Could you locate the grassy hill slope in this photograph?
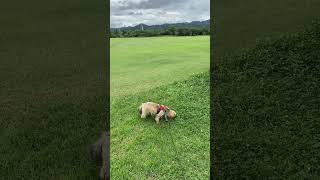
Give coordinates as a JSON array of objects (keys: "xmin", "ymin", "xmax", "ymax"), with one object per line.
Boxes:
[
  {"xmin": 212, "ymin": 21, "xmax": 320, "ymax": 179},
  {"xmin": 111, "ymin": 73, "xmax": 210, "ymax": 179}
]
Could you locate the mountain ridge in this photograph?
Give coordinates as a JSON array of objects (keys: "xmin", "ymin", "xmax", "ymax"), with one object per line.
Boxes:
[{"xmin": 111, "ymin": 19, "xmax": 210, "ymax": 31}]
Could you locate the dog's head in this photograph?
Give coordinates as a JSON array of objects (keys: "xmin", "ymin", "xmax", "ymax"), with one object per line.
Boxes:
[{"xmin": 167, "ymin": 110, "xmax": 177, "ymax": 119}]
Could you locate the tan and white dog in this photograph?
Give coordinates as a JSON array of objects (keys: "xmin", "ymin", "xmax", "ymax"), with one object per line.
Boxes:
[{"xmin": 138, "ymin": 102, "xmax": 176, "ymax": 124}]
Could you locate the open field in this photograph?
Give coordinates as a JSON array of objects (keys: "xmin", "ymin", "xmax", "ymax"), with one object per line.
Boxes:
[{"xmin": 111, "ymin": 36, "xmax": 210, "ymax": 97}]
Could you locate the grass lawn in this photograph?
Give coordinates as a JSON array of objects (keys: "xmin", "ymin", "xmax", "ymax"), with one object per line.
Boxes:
[
  {"xmin": 110, "ymin": 36, "xmax": 210, "ymax": 179},
  {"xmin": 111, "ymin": 73, "xmax": 210, "ymax": 179},
  {"xmin": 111, "ymin": 36, "xmax": 210, "ymax": 97}
]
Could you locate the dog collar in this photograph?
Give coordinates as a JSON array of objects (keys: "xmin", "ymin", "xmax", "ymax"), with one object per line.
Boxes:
[{"xmin": 156, "ymin": 105, "xmax": 170, "ymax": 121}]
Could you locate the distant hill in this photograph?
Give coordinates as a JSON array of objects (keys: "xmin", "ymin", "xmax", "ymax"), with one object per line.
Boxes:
[{"xmin": 111, "ymin": 19, "xmax": 210, "ymax": 32}]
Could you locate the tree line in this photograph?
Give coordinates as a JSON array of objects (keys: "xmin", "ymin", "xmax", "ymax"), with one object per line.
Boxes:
[{"xmin": 110, "ymin": 27, "xmax": 210, "ymax": 38}]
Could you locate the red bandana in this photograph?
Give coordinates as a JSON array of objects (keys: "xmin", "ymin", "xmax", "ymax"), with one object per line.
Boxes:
[{"xmin": 159, "ymin": 105, "xmax": 168, "ymax": 111}]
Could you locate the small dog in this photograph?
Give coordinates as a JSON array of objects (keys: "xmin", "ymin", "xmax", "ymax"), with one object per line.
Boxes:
[
  {"xmin": 89, "ymin": 131, "xmax": 109, "ymax": 180},
  {"xmin": 138, "ymin": 102, "xmax": 176, "ymax": 124}
]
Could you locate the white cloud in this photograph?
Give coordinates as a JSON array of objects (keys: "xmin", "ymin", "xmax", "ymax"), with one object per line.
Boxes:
[{"xmin": 110, "ymin": 0, "xmax": 210, "ymax": 28}]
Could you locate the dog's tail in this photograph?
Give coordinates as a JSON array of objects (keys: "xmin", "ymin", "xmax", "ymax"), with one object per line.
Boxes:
[{"xmin": 138, "ymin": 105, "xmax": 142, "ymax": 115}]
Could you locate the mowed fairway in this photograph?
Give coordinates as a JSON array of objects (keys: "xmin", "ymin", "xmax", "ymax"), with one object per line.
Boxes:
[
  {"xmin": 111, "ymin": 36, "xmax": 209, "ymax": 97},
  {"xmin": 110, "ymin": 36, "xmax": 210, "ymax": 179}
]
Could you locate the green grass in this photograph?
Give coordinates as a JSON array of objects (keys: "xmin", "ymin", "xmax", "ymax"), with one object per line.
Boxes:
[
  {"xmin": 212, "ymin": 21, "xmax": 320, "ymax": 179},
  {"xmin": 0, "ymin": 0, "xmax": 107, "ymax": 179},
  {"xmin": 111, "ymin": 36, "xmax": 210, "ymax": 97},
  {"xmin": 110, "ymin": 36, "xmax": 210, "ymax": 179},
  {"xmin": 111, "ymin": 73, "xmax": 210, "ymax": 179}
]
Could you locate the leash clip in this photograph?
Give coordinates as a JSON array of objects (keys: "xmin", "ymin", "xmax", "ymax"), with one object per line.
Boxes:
[{"xmin": 164, "ymin": 109, "xmax": 169, "ymax": 122}]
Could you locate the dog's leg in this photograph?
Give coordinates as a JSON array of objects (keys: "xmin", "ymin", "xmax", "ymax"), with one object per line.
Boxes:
[
  {"xmin": 140, "ymin": 106, "xmax": 147, "ymax": 119},
  {"xmin": 155, "ymin": 110, "xmax": 164, "ymax": 124},
  {"xmin": 141, "ymin": 112, "xmax": 147, "ymax": 119}
]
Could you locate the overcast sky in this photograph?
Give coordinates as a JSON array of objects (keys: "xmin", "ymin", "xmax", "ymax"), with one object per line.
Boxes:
[{"xmin": 110, "ymin": 0, "xmax": 210, "ymax": 28}]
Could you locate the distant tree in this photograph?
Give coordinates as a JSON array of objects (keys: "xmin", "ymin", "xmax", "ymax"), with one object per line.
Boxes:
[
  {"xmin": 168, "ymin": 26, "xmax": 176, "ymax": 35},
  {"xmin": 109, "ymin": 26, "xmax": 210, "ymax": 38}
]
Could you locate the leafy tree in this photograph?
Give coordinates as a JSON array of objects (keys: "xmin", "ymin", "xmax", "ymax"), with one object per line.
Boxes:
[{"xmin": 110, "ymin": 26, "xmax": 210, "ymax": 38}]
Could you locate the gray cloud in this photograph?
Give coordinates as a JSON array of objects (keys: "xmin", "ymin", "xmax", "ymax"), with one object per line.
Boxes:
[
  {"xmin": 111, "ymin": 0, "xmax": 210, "ymax": 28},
  {"xmin": 128, "ymin": 11, "xmax": 143, "ymax": 15},
  {"xmin": 115, "ymin": 0, "xmax": 184, "ymax": 10}
]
